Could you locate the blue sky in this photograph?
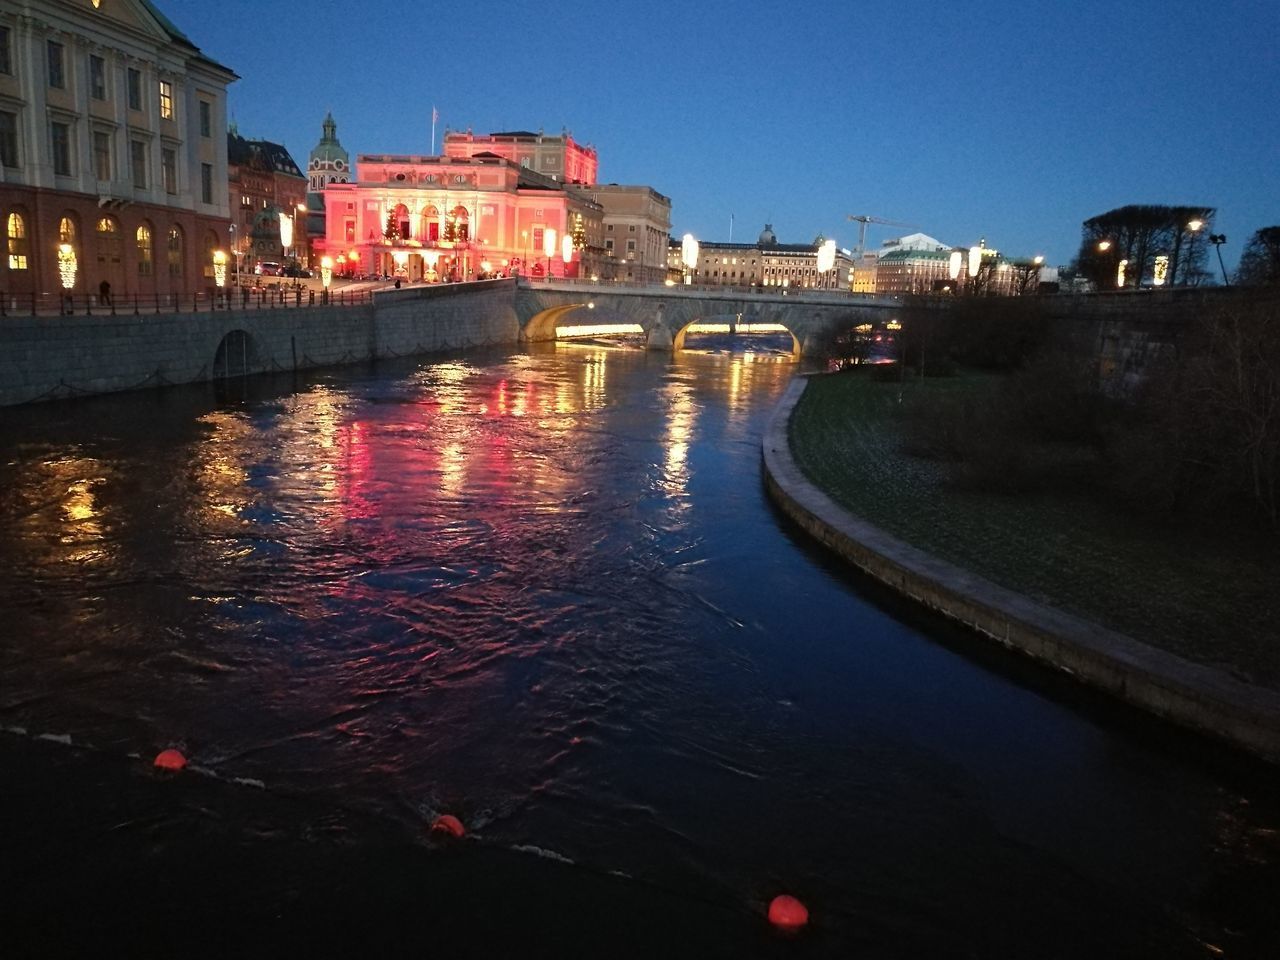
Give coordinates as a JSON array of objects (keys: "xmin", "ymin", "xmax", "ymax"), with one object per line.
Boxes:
[{"xmin": 165, "ymin": 0, "xmax": 1279, "ymax": 269}]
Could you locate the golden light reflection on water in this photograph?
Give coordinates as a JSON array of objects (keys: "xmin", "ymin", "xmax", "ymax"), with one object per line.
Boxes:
[{"xmin": 663, "ymin": 381, "xmax": 698, "ymax": 490}]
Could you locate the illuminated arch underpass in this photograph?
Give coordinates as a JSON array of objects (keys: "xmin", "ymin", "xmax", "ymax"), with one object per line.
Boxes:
[
  {"xmin": 672, "ymin": 314, "xmax": 801, "ymax": 357},
  {"xmin": 522, "ymin": 303, "xmax": 645, "ymax": 344}
]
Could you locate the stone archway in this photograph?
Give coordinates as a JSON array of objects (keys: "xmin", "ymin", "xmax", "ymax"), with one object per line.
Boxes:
[
  {"xmin": 671, "ymin": 311, "xmax": 801, "ymax": 357},
  {"xmin": 212, "ymin": 329, "xmax": 257, "ymax": 378}
]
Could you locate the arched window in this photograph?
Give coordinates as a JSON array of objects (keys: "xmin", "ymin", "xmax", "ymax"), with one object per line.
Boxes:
[
  {"xmin": 167, "ymin": 225, "xmax": 183, "ymax": 277},
  {"xmin": 96, "ymin": 216, "xmax": 120, "ymax": 264},
  {"xmin": 136, "ymin": 223, "xmax": 153, "ymax": 276},
  {"xmin": 59, "ymin": 216, "xmax": 77, "ymax": 244},
  {"xmin": 393, "ymin": 203, "xmax": 410, "ymax": 241},
  {"xmin": 444, "ymin": 205, "xmax": 469, "ymax": 243},
  {"xmin": 7, "ymin": 212, "xmax": 28, "ymax": 270},
  {"xmin": 421, "ymin": 204, "xmax": 440, "ymax": 243}
]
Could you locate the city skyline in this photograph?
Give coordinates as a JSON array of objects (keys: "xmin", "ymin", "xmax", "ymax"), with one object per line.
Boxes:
[{"xmin": 166, "ymin": 0, "xmax": 1278, "ymax": 270}]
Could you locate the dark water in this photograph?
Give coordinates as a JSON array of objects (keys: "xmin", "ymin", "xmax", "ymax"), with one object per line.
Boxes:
[{"xmin": 2, "ymin": 337, "xmax": 1279, "ymax": 956}]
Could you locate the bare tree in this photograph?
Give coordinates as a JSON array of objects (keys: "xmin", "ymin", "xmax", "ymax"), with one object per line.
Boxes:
[
  {"xmin": 1077, "ymin": 205, "xmax": 1215, "ymax": 289},
  {"xmin": 1236, "ymin": 226, "xmax": 1280, "ymax": 287}
]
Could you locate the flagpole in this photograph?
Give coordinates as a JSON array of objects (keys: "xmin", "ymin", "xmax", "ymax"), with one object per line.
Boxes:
[{"xmin": 431, "ymin": 107, "xmax": 437, "ymax": 155}]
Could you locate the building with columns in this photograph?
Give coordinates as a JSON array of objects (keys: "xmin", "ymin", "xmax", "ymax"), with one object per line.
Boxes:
[
  {"xmin": 668, "ymin": 224, "xmax": 854, "ymax": 290},
  {"xmin": 321, "ymin": 150, "xmax": 604, "ymax": 283},
  {"xmin": 0, "ymin": 0, "xmax": 235, "ymax": 302}
]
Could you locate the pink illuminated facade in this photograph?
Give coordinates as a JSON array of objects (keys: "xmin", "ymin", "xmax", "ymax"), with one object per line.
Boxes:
[
  {"xmin": 321, "ymin": 151, "xmax": 603, "ymax": 282},
  {"xmin": 443, "ymin": 129, "xmax": 598, "ymax": 186}
]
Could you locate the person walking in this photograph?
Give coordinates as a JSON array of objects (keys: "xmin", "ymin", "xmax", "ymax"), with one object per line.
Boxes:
[{"xmin": 99, "ymin": 279, "xmax": 111, "ymax": 306}]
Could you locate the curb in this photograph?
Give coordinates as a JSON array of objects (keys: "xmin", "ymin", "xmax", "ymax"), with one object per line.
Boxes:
[{"xmin": 763, "ymin": 377, "xmax": 1280, "ymax": 765}]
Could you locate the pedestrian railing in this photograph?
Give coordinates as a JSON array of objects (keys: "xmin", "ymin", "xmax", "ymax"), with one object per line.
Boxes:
[{"xmin": 0, "ymin": 286, "xmax": 374, "ymax": 318}]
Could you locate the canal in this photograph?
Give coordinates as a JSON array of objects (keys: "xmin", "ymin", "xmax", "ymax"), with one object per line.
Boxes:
[{"xmin": 1, "ymin": 339, "xmax": 1277, "ymax": 957}]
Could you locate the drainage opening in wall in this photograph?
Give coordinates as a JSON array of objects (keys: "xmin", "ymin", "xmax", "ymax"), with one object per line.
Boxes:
[{"xmin": 213, "ymin": 330, "xmax": 257, "ymax": 378}]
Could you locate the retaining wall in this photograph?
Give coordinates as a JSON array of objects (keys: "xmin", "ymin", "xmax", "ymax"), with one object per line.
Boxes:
[
  {"xmin": 763, "ymin": 377, "xmax": 1280, "ymax": 765},
  {"xmin": 0, "ymin": 279, "xmax": 520, "ymax": 406}
]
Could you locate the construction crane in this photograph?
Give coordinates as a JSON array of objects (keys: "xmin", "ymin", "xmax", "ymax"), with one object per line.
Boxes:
[{"xmin": 847, "ymin": 215, "xmax": 916, "ymax": 256}]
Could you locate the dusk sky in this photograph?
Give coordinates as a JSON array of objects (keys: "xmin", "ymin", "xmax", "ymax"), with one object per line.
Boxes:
[{"xmin": 165, "ymin": 0, "xmax": 1279, "ymax": 269}]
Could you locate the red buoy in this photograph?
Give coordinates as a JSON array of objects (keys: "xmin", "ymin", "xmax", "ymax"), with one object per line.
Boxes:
[
  {"xmin": 767, "ymin": 894, "xmax": 809, "ymax": 932},
  {"xmin": 431, "ymin": 814, "xmax": 466, "ymax": 838},
  {"xmin": 153, "ymin": 748, "xmax": 187, "ymax": 772}
]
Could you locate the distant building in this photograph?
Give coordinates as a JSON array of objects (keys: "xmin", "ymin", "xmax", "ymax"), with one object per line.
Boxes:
[
  {"xmin": 302, "ymin": 113, "xmax": 350, "ymax": 270},
  {"xmin": 874, "ymin": 248, "xmax": 953, "ymax": 294},
  {"xmin": 667, "ymin": 224, "xmax": 853, "ymax": 290},
  {"xmin": 0, "ymin": 0, "xmax": 236, "ymax": 300},
  {"xmin": 575, "ymin": 184, "xmax": 671, "ymax": 283},
  {"xmin": 226, "ymin": 127, "xmax": 306, "ymax": 273}
]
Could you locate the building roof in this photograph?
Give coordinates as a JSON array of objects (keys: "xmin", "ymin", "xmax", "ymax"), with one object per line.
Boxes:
[
  {"xmin": 228, "ymin": 132, "xmax": 304, "ymax": 178},
  {"xmin": 139, "ymin": 0, "xmax": 237, "ymax": 77},
  {"xmin": 877, "ymin": 248, "xmax": 951, "ymax": 262},
  {"xmin": 309, "ymin": 112, "xmax": 348, "ymax": 166}
]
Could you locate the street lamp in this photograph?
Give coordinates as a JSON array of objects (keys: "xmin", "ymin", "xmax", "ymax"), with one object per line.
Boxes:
[
  {"xmin": 561, "ymin": 232, "xmax": 574, "ymax": 278},
  {"xmin": 681, "ymin": 232, "xmax": 698, "ymax": 284},
  {"xmin": 320, "ymin": 255, "xmax": 333, "ymax": 301},
  {"xmin": 1209, "ymin": 234, "xmax": 1230, "ymax": 285},
  {"xmin": 816, "ymin": 238, "xmax": 836, "ymax": 288},
  {"xmin": 295, "ymin": 202, "xmax": 308, "ymax": 268},
  {"xmin": 543, "ymin": 227, "xmax": 557, "ymax": 280},
  {"xmin": 57, "ymin": 242, "xmax": 77, "ymax": 313}
]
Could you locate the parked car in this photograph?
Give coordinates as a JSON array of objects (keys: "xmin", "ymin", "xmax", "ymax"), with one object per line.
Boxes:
[{"xmin": 255, "ymin": 261, "xmax": 283, "ymax": 276}]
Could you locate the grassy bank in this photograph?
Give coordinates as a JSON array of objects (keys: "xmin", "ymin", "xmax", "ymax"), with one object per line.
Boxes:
[{"xmin": 789, "ymin": 370, "xmax": 1280, "ymax": 690}]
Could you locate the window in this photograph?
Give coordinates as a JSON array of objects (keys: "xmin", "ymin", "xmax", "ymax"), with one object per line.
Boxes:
[
  {"xmin": 47, "ymin": 41, "xmax": 64, "ymax": 88},
  {"xmin": 167, "ymin": 226, "xmax": 183, "ymax": 277},
  {"xmin": 127, "ymin": 68, "xmax": 141, "ymax": 110},
  {"xmin": 606, "ymin": 224, "xmax": 613, "ymax": 232},
  {"xmin": 130, "ymin": 140, "xmax": 146, "ymax": 188},
  {"xmin": 93, "ymin": 131, "xmax": 111, "ymax": 181},
  {"xmin": 7, "ymin": 212, "xmax": 28, "ymax": 270},
  {"xmin": 90, "ymin": 55, "xmax": 106, "ymax": 100},
  {"xmin": 199, "ymin": 100, "xmax": 211, "ymax": 138},
  {"xmin": 136, "ymin": 224, "xmax": 153, "ymax": 276},
  {"xmin": 344, "ymin": 219, "xmax": 355, "ymax": 243},
  {"xmin": 96, "ymin": 216, "xmax": 121, "ymax": 264},
  {"xmin": 161, "ymin": 147, "xmax": 176, "ymax": 194},
  {"xmin": 158, "ymin": 81, "xmax": 173, "ymax": 120},
  {"xmin": 605, "ymin": 239, "xmax": 613, "ymax": 252},
  {"xmin": 200, "ymin": 163, "xmax": 212, "ymax": 204},
  {"xmin": 51, "ymin": 122, "xmax": 71, "ymax": 176},
  {"xmin": 59, "ymin": 216, "xmax": 76, "ymax": 245},
  {"xmin": 0, "ymin": 26, "xmax": 11, "ymax": 75},
  {"xmin": 626, "ymin": 239, "xmax": 636, "ymax": 253},
  {"xmin": 0, "ymin": 111, "xmax": 17, "ymax": 168},
  {"xmin": 628, "ymin": 225, "xmax": 636, "ymax": 232}
]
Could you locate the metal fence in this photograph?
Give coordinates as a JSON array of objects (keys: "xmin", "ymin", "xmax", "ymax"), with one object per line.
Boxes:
[{"xmin": 0, "ymin": 285, "xmax": 374, "ymax": 318}]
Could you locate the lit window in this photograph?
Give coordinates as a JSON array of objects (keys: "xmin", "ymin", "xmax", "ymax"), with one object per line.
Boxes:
[
  {"xmin": 137, "ymin": 224, "xmax": 153, "ymax": 276},
  {"xmin": 168, "ymin": 225, "xmax": 183, "ymax": 277},
  {"xmin": 159, "ymin": 81, "xmax": 173, "ymax": 120},
  {"xmin": 7, "ymin": 212, "xmax": 28, "ymax": 269},
  {"xmin": 97, "ymin": 216, "xmax": 121, "ymax": 264},
  {"xmin": 59, "ymin": 216, "xmax": 75, "ymax": 244}
]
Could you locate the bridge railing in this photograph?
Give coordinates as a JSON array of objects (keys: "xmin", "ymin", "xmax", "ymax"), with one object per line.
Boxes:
[
  {"xmin": 0, "ymin": 285, "xmax": 374, "ymax": 318},
  {"xmin": 516, "ymin": 275, "xmax": 904, "ymax": 304}
]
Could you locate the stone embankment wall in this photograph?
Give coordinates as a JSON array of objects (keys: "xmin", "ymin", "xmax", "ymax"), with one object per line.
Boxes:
[{"xmin": 0, "ymin": 279, "xmax": 520, "ymax": 407}]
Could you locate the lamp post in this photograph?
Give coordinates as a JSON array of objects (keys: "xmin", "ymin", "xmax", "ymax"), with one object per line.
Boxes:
[
  {"xmin": 320, "ymin": 255, "xmax": 333, "ymax": 302},
  {"xmin": 681, "ymin": 233, "xmax": 698, "ymax": 285},
  {"xmin": 543, "ymin": 227, "xmax": 557, "ymax": 280},
  {"xmin": 816, "ymin": 238, "xmax": 836, "ymax": 289},
  {"xmin": 57, "ymin": 242, "xmax": 77, "ymax": 314},
  {"xmin": 295, "ymin": 202, "xmax": 308, "ymax": 270},
  {"xmin": 1209, "ymin": 233, "xmax": 1230, "ymax": 285},
  {"xmin": 213, "ymin": 249, "xmax": 227, "ymax": 306},
  {"xmin": 561, "ymin": 232, "xmax": 574, "ymax": 279}
]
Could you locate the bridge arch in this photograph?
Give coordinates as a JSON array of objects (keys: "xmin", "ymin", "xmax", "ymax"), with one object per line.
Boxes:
[
  {"xmin": 671, "ymin": 309, "xmax": 801, "ymax": 357},
  {"xmin": 522, "ymin": 302, "xmax": 649, "ymax": 344}
]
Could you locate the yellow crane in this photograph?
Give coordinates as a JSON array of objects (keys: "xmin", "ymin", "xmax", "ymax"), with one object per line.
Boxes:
[{"xmin": 847, "ymin": 215, "xmax": 916, "ymax": 256}]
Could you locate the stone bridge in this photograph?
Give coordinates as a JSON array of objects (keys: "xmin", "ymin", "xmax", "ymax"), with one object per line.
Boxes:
[{"xmin": 514, "ymin": 280, "xmax": 906, "ymax": 356}]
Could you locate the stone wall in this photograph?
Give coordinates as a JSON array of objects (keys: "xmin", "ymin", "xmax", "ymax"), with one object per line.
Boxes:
[{"xmin": 0, "ymin": 279, "xmax": 520, "ymax": 406}]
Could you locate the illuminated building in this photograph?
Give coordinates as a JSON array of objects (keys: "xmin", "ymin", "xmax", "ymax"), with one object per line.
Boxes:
[
  {"xmin": 0, "ymin": 0, "xmax": 235, "ymax": 300},
  {"xmin": 444, "ymin": 128, "xmax": 598, "ymax": 185},
  {"xmin": 322, "ymin": 151, "xmax": 603, "ymax": 282},
  {"xmin": 666, "ymin": 224, "xmax": 854, "ymax": 290}
]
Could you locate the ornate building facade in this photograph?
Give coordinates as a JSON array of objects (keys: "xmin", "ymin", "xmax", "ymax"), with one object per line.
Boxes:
[
  {"xmin": 0, "ymin": 0, "xmax": 235, "ymax": 301},
  {"xmin": 226, "ymin": 126, "xmax": 306, "ymax": 275}
]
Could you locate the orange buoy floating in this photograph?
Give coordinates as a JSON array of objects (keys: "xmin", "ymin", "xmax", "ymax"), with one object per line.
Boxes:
[
  {"xmin": 767, "ymin": 894, "xmax": 809, "ymax": 932},
  {"xmin": 153, "ymin": 748, "xmax": 188, "ymax": 772},
  {"xmin": 430, "ymin": 814, "xmax": 466, "ymax": 838}
]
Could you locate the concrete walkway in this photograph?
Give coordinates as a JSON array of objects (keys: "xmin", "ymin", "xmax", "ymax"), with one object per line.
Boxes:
[{"xmin": 763, "ymin": 377, "xmax": 1280, "ymax": 765}]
